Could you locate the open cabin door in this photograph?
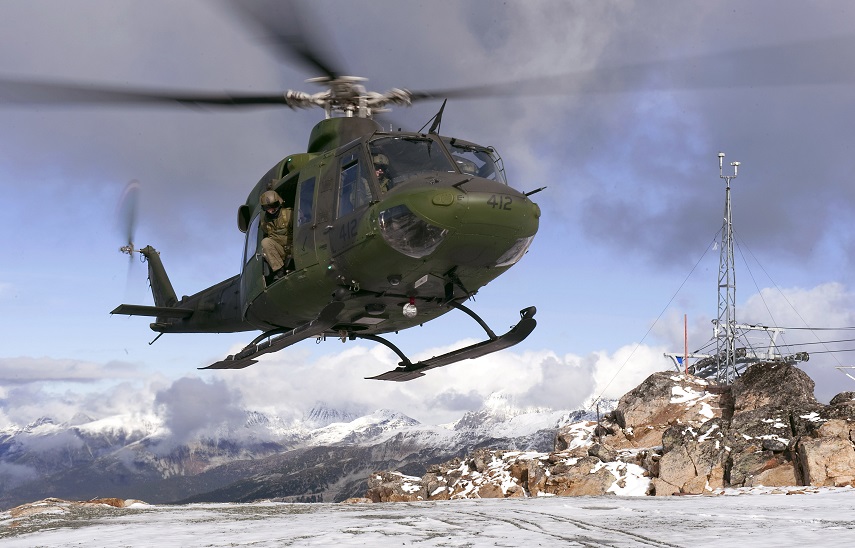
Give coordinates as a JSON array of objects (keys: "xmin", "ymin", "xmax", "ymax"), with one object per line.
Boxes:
[
  {"xmin": 292, "ymin": 176, "xmax": 318, "ymax": 270},
  {"xmin": 240, "ymin": 212, "xmax": 265, "ymax": 316}
]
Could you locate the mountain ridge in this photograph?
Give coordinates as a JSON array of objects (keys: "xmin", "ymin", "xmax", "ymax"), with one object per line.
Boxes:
[{"xmin": 0, "ymin": 393, "xmax": 608, "ymax": 509}]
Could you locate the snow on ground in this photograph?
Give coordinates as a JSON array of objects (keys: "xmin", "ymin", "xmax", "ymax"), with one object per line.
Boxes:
[{"xmin": 2, "ymin": 488, "xmax": 854, "ymax": 547}]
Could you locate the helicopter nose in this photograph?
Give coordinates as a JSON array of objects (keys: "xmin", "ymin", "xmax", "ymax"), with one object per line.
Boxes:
[
  {"xmin": 445, "ymin": 186, "xmax": 540, "ymax": 267},
  {"xmin": 377, "ymin": 181, "xmax": 540, "ymax": 268},
  {"xmin": 383, "ymin": 182, "xmax": 538, "ymax": 268}
]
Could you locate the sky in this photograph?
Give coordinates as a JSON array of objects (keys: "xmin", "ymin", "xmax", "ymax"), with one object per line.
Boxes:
[
  {"xmin": 3, "ymin": 488, "xmax": 855, "ymax": 547},
  {"xmin": 2, "ymin": 0, "xmax": 855, "ymax": 429}
]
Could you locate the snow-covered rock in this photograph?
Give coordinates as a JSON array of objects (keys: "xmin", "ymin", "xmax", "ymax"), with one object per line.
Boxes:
[{"xmin": 369, "ymin": 362, "xmax": 855, "ymax": 501}]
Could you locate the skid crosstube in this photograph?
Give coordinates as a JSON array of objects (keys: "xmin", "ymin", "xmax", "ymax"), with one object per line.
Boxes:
[
  {"xmin": 200, "ymin": 301, "xmax": 345, "ymax": 370},
  {"xmin": 366, "ymin": 306, "xmax": 537, "ymax": 382}
]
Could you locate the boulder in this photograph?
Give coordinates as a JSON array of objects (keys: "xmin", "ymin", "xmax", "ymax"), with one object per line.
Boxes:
[
  {"xmin": 731, "ymin": 362, "xmax": 816, "ymax": 413},
  {"xmin": 609, "ymin": 372, "xmax": 725, "ymax": 448},
  {"xmin": 554, "ymin": 421, "xmax": 599, "ymax": 455},
  {"xmin": 654, "ymin": 419, "xmax": 727, "ymax": 495},
  {"xmin": 587, "ymin": 443, "xmax": 617, "ymax": 463},
  {"xmin": 829, "ymin": 392, "xmax": 855, "ymax": 406},
  {"xmin": 542, "ymin": 456, "xmax": 617, "ymax": 497},
  {"xmin": 340, "ymin": 497, "xmax": 373, "ymax": 504},
  {"xmin": 798, "ymin": 437, "xmax": 855, "ymax": 487},
  {"xmin": 366, "ymin": 471, "xmax": 424, "ymax": 503}
]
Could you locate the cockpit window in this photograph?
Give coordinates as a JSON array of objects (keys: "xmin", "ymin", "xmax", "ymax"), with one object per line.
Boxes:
[
  {"xmin": 442, "ymin": 137, "xmax": 507, "ymax": 184},
  {"xmin": 369, "ymin": 137, "xmax": 455, "ymax": 192}
]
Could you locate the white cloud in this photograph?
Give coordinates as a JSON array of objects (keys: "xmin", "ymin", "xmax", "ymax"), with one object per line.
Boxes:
[
  {"xmin": 741, "ymin": 282, "xmax": 855, "ymax": 328},
  {"xmin": 0, "ymin": 461, "xmax": 38, "ymax": 489},
  {"xmin": 0, "ymin": 356, "xmax": 144, "ymax": 384},
  {"xmin": 0, "ymin": 343, "xmax": 609, "ymax": 428},
  {"xmin": 590, "ymin": 343, "xmax": 670, "ymax": 401},
  {"xmin": 151, "ymin": 376, "xmax": 246, "ymax": 453}
]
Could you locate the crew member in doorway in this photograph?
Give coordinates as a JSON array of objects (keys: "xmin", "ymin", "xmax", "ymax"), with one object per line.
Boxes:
[{"xmin": 260, "ymin": 189, "xmax": 293, "ymax": 282}]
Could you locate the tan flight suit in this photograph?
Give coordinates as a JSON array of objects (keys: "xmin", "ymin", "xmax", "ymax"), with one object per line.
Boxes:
[{"xmin": 261, "ymin": 207, "xmax": 293, "ymax": 272}]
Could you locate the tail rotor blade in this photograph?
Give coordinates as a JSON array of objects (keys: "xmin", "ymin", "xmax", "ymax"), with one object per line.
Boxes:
[{"xmin": 116, "ymin": 179, "xmax": 140, "ymax": 257}]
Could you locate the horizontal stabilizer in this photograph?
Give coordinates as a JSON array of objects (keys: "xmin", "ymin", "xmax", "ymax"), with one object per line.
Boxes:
[
  {"xmin": 111, "ymin": 304, "xmax": 194, "ymax": 319},
  {"xmin": 367, "ymin": 307, "xmax": 537, "ymax": 382}
]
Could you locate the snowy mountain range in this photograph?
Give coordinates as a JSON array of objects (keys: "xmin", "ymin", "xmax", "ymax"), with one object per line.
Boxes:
[{"xmin": 0, "ymin": 393, "xmax": 610, "ymax": 509}]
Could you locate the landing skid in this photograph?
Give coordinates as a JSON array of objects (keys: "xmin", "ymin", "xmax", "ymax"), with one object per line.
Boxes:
[
  {"xmin": 200, "ymin": 301, "xmax": 345, "ymax": 370},
  {"xmin": 199, "ymin": 301, "xmax": 536, "ymax": 380},
  {"xmin": 365, "ymin": 305, "xmax": 537, "ymax": 382}
]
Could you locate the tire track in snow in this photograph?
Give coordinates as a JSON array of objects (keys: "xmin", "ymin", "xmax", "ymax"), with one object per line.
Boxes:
[{"xmin": 460, "ymin": 508, "xmax": 683, "ymax": 547}]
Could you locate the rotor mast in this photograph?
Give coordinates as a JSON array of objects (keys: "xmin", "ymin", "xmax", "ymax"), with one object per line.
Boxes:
[{"xmin": 714, "ymin": 152, "xmax": 739, "ymax": 383}]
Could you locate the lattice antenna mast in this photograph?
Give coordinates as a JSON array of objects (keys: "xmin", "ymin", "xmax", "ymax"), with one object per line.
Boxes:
[{"xmin": 714, "ymin": 152, "xmax": 740, "ymax": 383}]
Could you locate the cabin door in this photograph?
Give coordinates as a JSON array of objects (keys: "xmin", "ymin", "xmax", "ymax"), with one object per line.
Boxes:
[
  {"xmin": 292, "ymin": 176, "xmax": 318, "ymax": 270},
  {"xmin": 239, "ymin": 212, "xmax": 265, "ymax": 315}
]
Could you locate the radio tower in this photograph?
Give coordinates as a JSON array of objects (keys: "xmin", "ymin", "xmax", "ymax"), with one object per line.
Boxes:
[
  {"xmin": 664, "ymin": 153, "xmax": 809, "ymax": 379},
  {"xmin": 714, "ymin": 152, "xmax": 739, "ymax": 383}
]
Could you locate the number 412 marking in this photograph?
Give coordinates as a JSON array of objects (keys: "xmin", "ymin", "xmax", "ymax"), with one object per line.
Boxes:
[{"xmin": 487, "ymin": 194, "xmax": 513, "ymax": 210}]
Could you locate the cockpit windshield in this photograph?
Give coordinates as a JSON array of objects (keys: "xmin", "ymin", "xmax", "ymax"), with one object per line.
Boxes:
[
  {"xmin": 442, "ymin": 137, "xmax": 507, "ymax": 184},
  {"xmin": 369, "ymin": 136, "xmax": 455, "ymax": 192}
]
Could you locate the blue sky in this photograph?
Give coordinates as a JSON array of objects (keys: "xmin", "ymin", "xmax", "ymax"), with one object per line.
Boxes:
[{"xmin": 2, "ymin": 0, "xmax": 855, "ymax": 427}]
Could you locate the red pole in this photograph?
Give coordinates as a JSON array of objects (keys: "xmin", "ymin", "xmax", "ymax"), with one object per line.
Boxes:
[{"xmin": 684, "ymin": 314, "xmax": 689, "ymax": 375}]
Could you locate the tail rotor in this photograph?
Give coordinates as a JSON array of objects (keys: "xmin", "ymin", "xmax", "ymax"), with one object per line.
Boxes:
[{"xmin": 116, "ymin": 179, "xmax": 140, "ymax": 261}]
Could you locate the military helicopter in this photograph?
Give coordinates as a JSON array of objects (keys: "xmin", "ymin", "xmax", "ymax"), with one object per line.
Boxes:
[
  {"xmin": 0, "ymin": 3, "xmax": 542, "ymax": 381},
  {"xmin": 112, "ymin": 82, "xmax": 542, "ymax": 381}
]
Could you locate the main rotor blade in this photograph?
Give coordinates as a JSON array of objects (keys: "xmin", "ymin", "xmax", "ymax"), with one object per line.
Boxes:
[
  {"xmin": 223, "ymin": 0, "xmax": 343, "ymax": 81},
  {"xmin": 408, "ymin": 34, "xmax": 855, "ymax": 102},
  {"xmin": 0, "ymin": 77, "xmax": 290, "ymax": 108}
]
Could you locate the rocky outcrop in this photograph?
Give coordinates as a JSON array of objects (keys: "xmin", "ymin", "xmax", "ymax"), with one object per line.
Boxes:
[
  {"xmin": 365, "ymin": 445, "xmax": 651, "ymax": 502},
  {"xmin": 367, "ymin": 363, "xmax": 855, "ymax": 501},
  {"xmin": 7, "ymin": 498, "xmax": 146, "ymax": 520},
  {"xmin": 649, "ymin": 363, "xmax": 855, "ymax": 495}
]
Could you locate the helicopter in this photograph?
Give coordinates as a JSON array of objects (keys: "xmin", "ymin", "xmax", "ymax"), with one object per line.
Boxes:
[
  {"xmin": 111, "ymin": 84, "xmax": 542, "ymax": 381},
  {"xmin": 0, "ymin": 3, "xmax": 542, "ymax": 381}
]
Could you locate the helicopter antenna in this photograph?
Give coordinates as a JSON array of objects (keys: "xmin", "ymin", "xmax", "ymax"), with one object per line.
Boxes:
[{"xmin": 422, "ymin": 99, "xmax": 448, "ymax": 134}]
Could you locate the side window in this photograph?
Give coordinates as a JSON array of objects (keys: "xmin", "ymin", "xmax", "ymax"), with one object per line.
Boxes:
[
  {"xmin": 337, "ymin": 151, "xmax": 372, "ymax": 218},
  {"xmin": 243, "ymin": 213, "xmax": 261, "ymax": 266},
  {"xmin": 441, "ymin": 137, "xmax": 507, "ymax": 184},
  {"xmin": 297, "ymin": 177, "xmax": 316, "ymax": 227}
]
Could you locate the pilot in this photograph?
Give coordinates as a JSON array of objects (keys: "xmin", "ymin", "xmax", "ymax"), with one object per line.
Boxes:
[
  {"xmin": 259, "ymin": 189, "xmax": 293, "ymax": 282},
  {"xmin": 373, "ymin": 153, "xmax": 392, "ymax": 191}
]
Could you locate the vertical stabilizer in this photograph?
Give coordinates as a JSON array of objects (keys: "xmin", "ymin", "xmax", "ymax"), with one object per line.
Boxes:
[{"xmin": 140, "ymin": 246, "xmax": 179, "ymax": 308}]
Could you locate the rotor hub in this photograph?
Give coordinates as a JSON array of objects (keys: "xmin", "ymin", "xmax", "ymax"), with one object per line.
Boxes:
[{"xmin": 285, "ymin": 76, "xmax": 412, "ymax": 119}]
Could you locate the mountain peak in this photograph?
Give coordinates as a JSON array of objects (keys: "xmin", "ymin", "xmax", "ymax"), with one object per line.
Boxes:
[
  {"xmin": 302, "ymin": 402, "xmax": 363, "ymax": 429},
  {"xmin": 24, "ymin": 417, "xmax": 58, "ymax": 432}
]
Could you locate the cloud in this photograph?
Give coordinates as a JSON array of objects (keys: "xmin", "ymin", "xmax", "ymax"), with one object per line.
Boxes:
[
  {"xmin": 16, "ymin": 429, "xmax": 85, "ymax": 454},
  {"xmin": 519, "ymin": 355, "xmax": 597, "ymax": 410},
  {"xmin": 152, "ymin": 377, "xmax": 246, "ymax": 451},
  {"xmin": 0, "ymin": 462, "xmax": 38, "ymax": 491},
  {"xmin": 227, "ymin": 342, "xmax": 669, "ymax": 421},
  {"xmin": 0, "ymin": 357, "xmax": 143, "ymax": 385},
  {"xmin": 3, "ymin": 343, "xmax": 632, "ymax": 430},
  {"xmin": 428, "ymin": 389, "xmax": 485, "ymax": 413}
]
